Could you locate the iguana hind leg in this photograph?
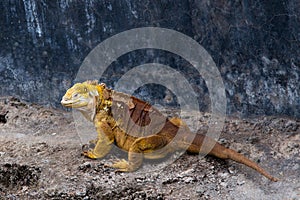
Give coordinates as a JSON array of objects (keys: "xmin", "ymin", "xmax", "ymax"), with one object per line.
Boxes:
[{"xmin": 110, "ymin": 135, "xmax": 169, "ymax": 172}]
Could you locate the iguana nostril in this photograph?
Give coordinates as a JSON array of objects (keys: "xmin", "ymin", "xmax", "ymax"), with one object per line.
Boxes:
[{"xmin": 62, "ymin": 96, "xmax": 69, "ymax": 101}]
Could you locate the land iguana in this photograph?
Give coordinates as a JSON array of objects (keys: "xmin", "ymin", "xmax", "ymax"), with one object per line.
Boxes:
[{"xmin": 61, "ymin": 80, "xmax": 278, "ymax": 182}]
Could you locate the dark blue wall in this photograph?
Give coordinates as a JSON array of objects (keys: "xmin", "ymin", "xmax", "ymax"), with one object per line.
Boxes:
[{"xmin": 0, "ymin": 0, "xmax": 299, "ymax": 118}]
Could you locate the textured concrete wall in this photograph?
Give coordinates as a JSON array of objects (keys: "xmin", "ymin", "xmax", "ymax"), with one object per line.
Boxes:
[{"xmin": 0, "ymin": 0, "xmax": 299, "ymax": 118}]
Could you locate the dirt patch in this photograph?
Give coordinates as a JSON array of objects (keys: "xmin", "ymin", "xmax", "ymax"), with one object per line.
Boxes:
[
  {"xmin": 0, "ymin": 163, "xmax": 41, "ymax": 189},
  {"xmin": 0, "ymin": 97, "xmax": 299, "ymax": 199}
]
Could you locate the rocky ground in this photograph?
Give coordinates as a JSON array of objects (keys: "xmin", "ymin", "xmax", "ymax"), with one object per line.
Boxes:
[{"xmin": 0, "ymin": 96, "xmax": 299, "ymax": 200}]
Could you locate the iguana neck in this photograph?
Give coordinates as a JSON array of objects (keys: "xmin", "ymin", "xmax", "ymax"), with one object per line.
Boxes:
[
  {"xmin": 79, "ymin": 109, "xmax": 95, "ymax": 122},
  {"xmin": 96, "ymin": 88, "xmax": 112, "ymax": 114},
  {"xmin": 79, "ymin": 87, "xmax": 112, "ymax": 122}
]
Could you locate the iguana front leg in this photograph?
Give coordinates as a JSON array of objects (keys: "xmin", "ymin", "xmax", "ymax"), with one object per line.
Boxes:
[
  {"xmin": 82, "ymin": 120, "xmax": 114, "ymax": 159},
  {"xmin": 110, "ymin": 135, "xmax": 169, "ymax": 172},
  {"xmin": 82, "ymin": 137, "xmax": 112, "ymax": 159}
]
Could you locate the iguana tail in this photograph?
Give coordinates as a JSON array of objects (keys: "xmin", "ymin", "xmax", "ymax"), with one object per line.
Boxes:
[{"xmin": 187, "ymin": 134, "xmax": 279, "ymax": 182}]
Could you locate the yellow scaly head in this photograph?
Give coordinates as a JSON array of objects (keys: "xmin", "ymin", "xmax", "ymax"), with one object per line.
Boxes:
[{"xmin": 61, "ymin": 80, "xmax": 106, "ymax": 121}]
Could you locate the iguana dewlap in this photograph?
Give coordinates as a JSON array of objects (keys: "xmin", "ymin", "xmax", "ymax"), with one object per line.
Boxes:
[{"xmin": 61, "ymin": 80, "xmax": 278, "ymax": 182}]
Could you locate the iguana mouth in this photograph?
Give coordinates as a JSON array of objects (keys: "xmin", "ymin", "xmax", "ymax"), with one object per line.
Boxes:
[
  {"xmin": 61, "ymin": 100, "xmax": 73, "ymax": 107},
  {"xmin": 61, "ymin": 98, "xmax": 79, "ymax": 107},
  {"xmin": 61, "ymin": 98, "xmax": 88, "ymax": 109}
]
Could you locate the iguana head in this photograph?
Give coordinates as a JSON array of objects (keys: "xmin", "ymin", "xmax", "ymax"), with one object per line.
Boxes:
[{"xmin": 61, "ymin": 80, "xmax": 107, "ymax": 121}]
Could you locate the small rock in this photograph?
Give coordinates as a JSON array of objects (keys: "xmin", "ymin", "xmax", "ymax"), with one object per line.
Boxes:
[
  {"xmin": 218, "ymin": 138, "xmax": 228, "ymax": 145},
  {"xmin": 183, "ymin": 176, "xmax": 195, "ymax": 183},
  {"xmin": 179, "ymin": 168, "xmax": 194, "ymax": 177},
  {"xmin": 75, "ymin": 188, "xmax": 86, "ymax": 196},
  {"xmin": 292, "ymin": 164, "xmax": 299, "ymax": 170},
  {"xmin": 0, "ymin": 151, "xmax": 5, "ymax": 157},
  {"xmin": 70, "ymin": 176, "xmax": 78, "ymax": 181},
  {"xmin": 135, "ymin": 177, "xmax": 145, "ymax": 182},
  {"xmin": 228, "ymin": 166, "xmax": 236, "ymax": 174},
  {"xmin": 162, "ymin": 177, "xmax": 178, "ymax": 184},
  {"xmin": 92, "ymin": 175, "xmax": 100, "ymax": 181},
  {"xmin": 285, "ymin": 120, "xmax": 298, "ymax": 131},
  {"xmin": 21, "ymin": 186, "xmax": 29, "ymax": 192},
  {"xmin": 78, "ymin": 162, "xmax": 92, "ymax": 171},
  {"xmin": 218, "ymin": 172, "xmax": 229, "ymax": 178},
  {"xmin": 196, "ymin": 188, "xmax": 205, "ymax": 194},
  {"xmin": 44, "ymin": 188, "xmax": 56, "ymax": 196},
  {"xmin": 246, "ymin": 136, "xmax": 260, "ymax": 144},
  {"xmin": 220, "ymin": 182, "xmax": 228, "ymax": 187},
  {"xmin": 237, "ymin": 180, "xmax": 245, "ymax": 186},
  {"xmin": 6, "ymin": 194, "xmax": 17, "ymax": 199},
  {"xmin": 157, "ymin": 196, "xmax": 163, "ymax": 200}
]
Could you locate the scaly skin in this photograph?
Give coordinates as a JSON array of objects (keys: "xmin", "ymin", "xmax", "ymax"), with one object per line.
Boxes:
[{"xmin": 61, "ymin": 80, "xmax": 278, "ymax": 182}]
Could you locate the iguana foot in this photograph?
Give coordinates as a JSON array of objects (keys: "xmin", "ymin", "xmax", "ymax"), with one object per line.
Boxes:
[
  {"xmin": 82, "ymin": 151, "xmax": 100, "ymax": 159},
  {"xmin": 81, "ymin": 141, "xmax": 98, "ymax": 159},
  {"xmin": 105, "ymin": 159, "xmax": 132, "ymax": 172},
  {"xmin": 81, "ymin": 138, "xmax": 112, "ymax": 159}
]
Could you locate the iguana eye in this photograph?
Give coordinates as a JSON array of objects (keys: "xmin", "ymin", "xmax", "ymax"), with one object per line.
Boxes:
[{"xmin": 73, "ymin": 93, "xmax": 79, "ymax": 98}]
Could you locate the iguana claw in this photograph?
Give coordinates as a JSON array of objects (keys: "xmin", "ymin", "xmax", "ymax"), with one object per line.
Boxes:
[
  {"xmin": 82, "ymin": 150, "xmax": 99, "ymax": 159},
  {"xmin": 82, "ymin": 143, "xmax": 96, "ymax": 153},
  {"xmin": 81, "ymin": 142, "xmax": 98, "ymax": 159}
]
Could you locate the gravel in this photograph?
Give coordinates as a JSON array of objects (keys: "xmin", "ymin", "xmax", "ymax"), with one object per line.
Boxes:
[{"xmin": 0, "ymin": 97, "xmax": 299, "ymax": 199}]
